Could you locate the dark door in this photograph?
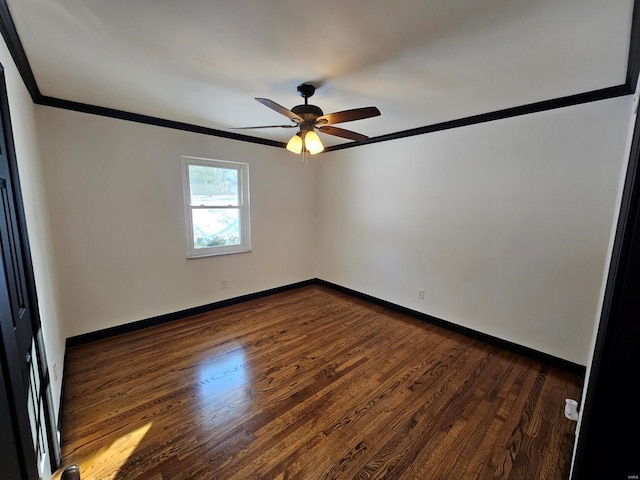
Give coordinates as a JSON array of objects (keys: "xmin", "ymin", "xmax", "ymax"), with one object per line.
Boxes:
[
  {"xmin": 0, "ymin": 362, "xmax": 23, "ymax": 479},
  {"xmin": 571, "ymin": 101, "xmax": 640, "ymax": 478},
  {"xmin": 0, "ymin": 71, "xmax": 37, "ymax": 478},
  {"xmin": 0, "ymin": 140, "xmax": 35, "ymax": 389}
]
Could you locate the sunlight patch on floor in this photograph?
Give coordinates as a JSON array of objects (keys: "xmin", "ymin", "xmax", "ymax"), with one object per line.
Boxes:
[{"xmin": 55, "ymin": 422, "xmax": 152, "ymax": 480}]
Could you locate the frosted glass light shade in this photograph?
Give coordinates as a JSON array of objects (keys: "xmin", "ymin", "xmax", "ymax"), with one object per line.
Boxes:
[
  {"xmin": 304, "ymin": 130, "xmax": 324, "ymax": 154},
  {"xmin": 286, "ymin": 134, "xmax": 303, "ymax": 154}
]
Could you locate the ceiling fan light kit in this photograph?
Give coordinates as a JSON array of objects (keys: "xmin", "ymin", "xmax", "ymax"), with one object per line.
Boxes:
[
  {"xmin": 232, "ymin": 83, "xmax": 381, "ymax": 155},
  {"xmin": 303, "ymin": 130, "xmax": 324, "ymax": 154},
  {"xmin": 286, "ymin": 132, "xmax": 303, "ymax": 154},
  {"xmin": 286, "ymin": 126, "xmax": 324, "ymax": 155}
]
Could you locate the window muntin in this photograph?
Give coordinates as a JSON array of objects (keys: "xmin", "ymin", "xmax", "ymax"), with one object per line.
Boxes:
[{"xmin": 183, "ymin": 157, "xmax": 250, "ymax": 257}]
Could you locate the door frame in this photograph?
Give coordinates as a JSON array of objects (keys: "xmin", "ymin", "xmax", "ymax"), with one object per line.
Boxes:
[
  {"xmin": 570, "ymin": 94, "xmax": 640, "ymax": 476},
  {"xmin": 0, "ymin": 64, "xmax": 61, "ymax": 474}
]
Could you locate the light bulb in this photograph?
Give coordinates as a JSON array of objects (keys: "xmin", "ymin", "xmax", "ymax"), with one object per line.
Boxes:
[
  {"xmin": 304, "ymin": 130, "xmax": 324, "ymax": 155},
  {"xmin": 286, "ymin": 133, "xmax": 303, "ymax": 154}
]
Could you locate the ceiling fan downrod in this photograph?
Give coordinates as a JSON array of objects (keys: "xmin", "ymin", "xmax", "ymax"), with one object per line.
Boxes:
[{"xmin": 291, "ymin": 84, "xmax": 324, "ymax": 120}]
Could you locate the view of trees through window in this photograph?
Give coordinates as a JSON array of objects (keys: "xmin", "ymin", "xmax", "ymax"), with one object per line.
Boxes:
[{"xmin": 188, "ymin": 165, "xmax": 241, "ymax": 248}]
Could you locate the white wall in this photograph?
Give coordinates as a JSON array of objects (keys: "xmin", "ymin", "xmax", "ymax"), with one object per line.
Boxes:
[
  {"xmin": 19, "ymin": 85, "xmax": 633, "ymax": 381},
  {"xmin": 19, "ymin": 66, "xmax": 634, "ymax": 381},
  {"xmin": 35, "ymin": 107, "xmax": 316, "ymax": 337},
  {"xmin": 0, "ymin": 39, "xmax": 65, "ymax": 419},
  {"xmin": 316, "ymin": 97, "xmax": 633, "ymax": 365}
]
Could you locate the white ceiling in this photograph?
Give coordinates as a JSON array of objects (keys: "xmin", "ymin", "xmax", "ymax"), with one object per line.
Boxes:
[{"xmin": 6, "ymin": 0, "xmax": 635, "ymax": 146}]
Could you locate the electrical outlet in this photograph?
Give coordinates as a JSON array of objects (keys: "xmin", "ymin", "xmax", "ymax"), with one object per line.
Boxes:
[
  {"xmin": 52, "ymin": 362, "xmax": 59, "ymax": 382},
  {"xmin": 417, "ymin": 288, "xmax": 425, "ymax": 300},
  {"xmin": 221, "ymin": 279, "xmax": 228, "ymax": 289}
]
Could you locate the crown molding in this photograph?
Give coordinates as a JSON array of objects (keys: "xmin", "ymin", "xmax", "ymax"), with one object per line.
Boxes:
[
  {"xmin": 38, "ymin": 95, "xmax": 287, "ymax": 148},
  {"xmin": 324, "ymin": 85, "xmax": 632, "ymax": 152},
  {"xmin": 0, "ymin": 0, "xmax": 40, "ymax": 102}
]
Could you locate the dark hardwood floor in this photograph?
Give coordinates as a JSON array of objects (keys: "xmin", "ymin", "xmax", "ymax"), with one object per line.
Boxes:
[{"xmin": 55, "ymin": 285, "xmax": 582, "ymax": 479}]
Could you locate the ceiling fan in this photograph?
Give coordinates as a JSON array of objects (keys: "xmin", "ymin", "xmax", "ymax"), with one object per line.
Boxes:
[{"xmin": 231, "ymin": 83, "xmax": 381, "ymax": 155}]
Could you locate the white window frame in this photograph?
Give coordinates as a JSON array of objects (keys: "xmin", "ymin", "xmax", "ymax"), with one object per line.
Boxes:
[{"xmin": 182, "ymin": 156, "xmax": 251, "ymax": 258}]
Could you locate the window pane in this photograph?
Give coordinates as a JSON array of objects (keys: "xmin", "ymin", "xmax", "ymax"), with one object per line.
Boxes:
[
  {"xmin": 188, "ymin": 165, "xmax": 238, "ymax": 206},
  {"xmin": 192, "ymin": 208, "xmax": 240, "ymax": 248}
]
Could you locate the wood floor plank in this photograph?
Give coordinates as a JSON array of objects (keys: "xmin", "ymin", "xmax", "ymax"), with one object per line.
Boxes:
[
  {"xmin": 54, "ymin": 285, "xmax": 581, "ymax": 479},
  {"xmin": 333, "ymin": 343, "xmax": 480, "ymax": 479}
]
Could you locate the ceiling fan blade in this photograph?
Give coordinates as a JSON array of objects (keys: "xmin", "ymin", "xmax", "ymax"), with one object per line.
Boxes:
[
  {"xmin": 255, "ymin": 98, "xmax": 304, "ymax": 123},
  {"xmin": 318, "ymin": 125, "xmax": 369, "ymax": 141},
  {"xmin": 316, "ymin": 106, "xmax": 381, "ymax": 125},
  {"xmin": 230, "ymin": 125, "xmax": 297, "ymax": 130}
]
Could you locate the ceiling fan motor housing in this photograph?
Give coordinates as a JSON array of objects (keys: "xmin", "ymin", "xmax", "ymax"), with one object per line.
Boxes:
[{"xmin": 292, "ymin": 104, "xmax": 324, "ymax": 123}]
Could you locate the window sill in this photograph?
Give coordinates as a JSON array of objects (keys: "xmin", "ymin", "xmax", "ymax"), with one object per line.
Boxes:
[{"xmin": 187, "ymin": 248, "xmax": 252, "ymax": 259}]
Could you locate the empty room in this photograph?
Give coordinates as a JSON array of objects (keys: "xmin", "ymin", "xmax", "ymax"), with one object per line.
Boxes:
[{"xmin": 0, "ymin": 1, "xmax": 639, "ymax": 479}]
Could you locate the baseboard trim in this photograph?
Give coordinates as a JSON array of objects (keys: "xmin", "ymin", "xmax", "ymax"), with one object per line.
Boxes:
[
  {"xmin": 65, "ymin": 279, "xmax": 316, "ymax": 348},
  {"xmin": 315, "ymin": 279, "xmax": 586, "ymax": 376},
  {"xmin": 64, "ymin": 277, "xmax": 586, "ymax": 377}
]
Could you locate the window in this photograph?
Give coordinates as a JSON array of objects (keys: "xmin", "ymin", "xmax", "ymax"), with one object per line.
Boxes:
[{"xmin": 182, "ymin": 156, "xmax": 251, "ymax": 257}]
